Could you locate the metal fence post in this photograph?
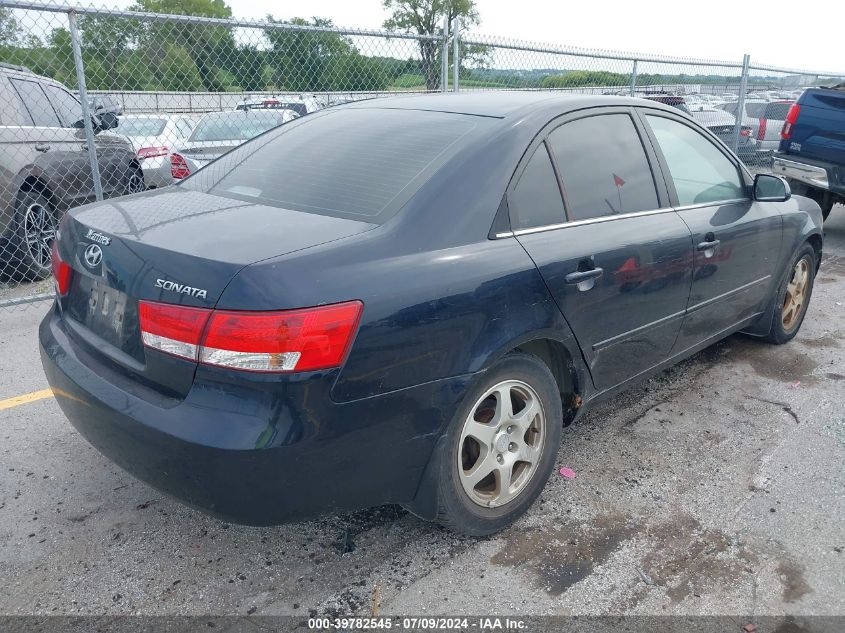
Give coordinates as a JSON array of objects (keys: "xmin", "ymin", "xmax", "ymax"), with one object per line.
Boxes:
[
  {"xmin": 440, "ymin": 14, "xmax": 449, "ymax": 93},
  {"xmin": 453, "ymin": 17, "xmax": 460, "ymax": 92},
  {"xmin": 67, "ymin": 9, "xmax": 103, "ymax": 201},
  {"xmin": 630, "ymin": 59, "xmax": 638, "ymax": 96},
  {"xmin": 731, "ymin": 53, "xmax": 751, "ymax": 153}
]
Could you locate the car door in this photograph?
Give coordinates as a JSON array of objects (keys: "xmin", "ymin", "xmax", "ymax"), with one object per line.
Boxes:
[
  {"xmin": 640, "ymin": 110, "xmax": 783, "ymax": 354},
  {"xmin": 7, "ymin": 76, "xmax": 99, "ymax": 209},
  {"xmin": 42, "ymin": 82, "xmax": 127, "ymax": 199},
  {"xmin": 512, "ymin": 108, "xmax": 694, "ymax": 391}
]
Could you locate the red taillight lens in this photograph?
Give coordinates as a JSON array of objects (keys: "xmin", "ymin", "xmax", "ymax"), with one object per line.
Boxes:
[
  {"xmin": 137, "ymin": 146, "xmax": 169, "ymax": 159},
  {"xmin": 138, "ymin": 300, "xmax": 363, "ymax": 372},
  {"xmin": 51, "ymin": 240, "xmax": 72, "ymax": 297},
  {"xmin": 138, "ymin": 302, "xmax": 211, "ymax": 361},
  {"xmin": 757, "ymin": 117, "xmax": 767, "ymax": 141},
  {"xmin": 170, "ymin": 153, "xmax": 191, "ymax": 179},
  {"xmin": 201, "ymin": 301, "xmax": 363, "ymax": 372},
  {"xmin": 781, "ymin": 103, "xmax": 801, "ymax": 139},
  {"xmin": 740, "ymin": 127, "xmax": 752, "ymax": 138}
]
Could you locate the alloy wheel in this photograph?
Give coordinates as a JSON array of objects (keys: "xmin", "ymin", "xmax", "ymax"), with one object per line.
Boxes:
[
  {"xmin": 457, "ymin": 380, "xmax": 545, "ymax": 508},
  {"xmin": 782, "ymin": 257, "xmax": 810, "ymax": 331},
  {"xmin": 23, "ymin": 202, "xmax": 56, "ymax": 271}
]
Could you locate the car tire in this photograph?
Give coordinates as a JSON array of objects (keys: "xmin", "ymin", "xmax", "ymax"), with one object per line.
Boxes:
[
  {"xmin": 125, "ymin": 165, "xmax": 147, "ymax": 195},
  {"xmin": 434, "ymin": 353, "xmax": 562, "ymax": 536},
  {"xmin": 13, "ymin": 190, "xmax": 57, "ymax": 281},
  {"xmin": 764, "ymin": 243, "xmax": 816, "ymax": 344}
]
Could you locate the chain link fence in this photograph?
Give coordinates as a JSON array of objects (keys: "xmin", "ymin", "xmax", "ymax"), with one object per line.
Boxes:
[{"xmin": 0, "ymin": 0, "xmax": 843, "ymax": 310}]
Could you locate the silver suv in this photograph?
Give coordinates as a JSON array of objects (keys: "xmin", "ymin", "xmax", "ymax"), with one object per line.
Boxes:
[{"xmin": 0, "ymin": 63, "xmax": 142, "ymax": 279}]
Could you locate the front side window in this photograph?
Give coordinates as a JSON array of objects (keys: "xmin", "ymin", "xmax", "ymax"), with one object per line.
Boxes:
[
  {"xmin": 645, "ymin": 114, "xmax": 746, "ymax": 206},
  {"xmin": 548, "ymin": 114, "xmax": 659, "ymax": 221},
  {"xmin": 10, "ymin": 79, "xmax": 60, "ymax": 127},
  {"xmin": 509, "ymin": 143, "xmax": 566, "ymax": 230}
]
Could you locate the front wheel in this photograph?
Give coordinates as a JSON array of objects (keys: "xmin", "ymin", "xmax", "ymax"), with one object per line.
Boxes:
[
  {"xmin": 434, "ymin": 353, "xmax": 562, "ymax": 536},
  {"xmin": 764, "ymin": 243, "xmax": 816, "ymax": 344}
]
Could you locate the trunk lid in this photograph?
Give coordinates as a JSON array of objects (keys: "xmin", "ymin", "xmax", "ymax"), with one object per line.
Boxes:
[{"xmin": 57, "ymin": 186, "xmax": 375, "ymax": 396}]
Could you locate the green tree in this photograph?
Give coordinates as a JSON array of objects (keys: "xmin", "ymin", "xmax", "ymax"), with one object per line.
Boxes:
[
  {"xmin": 382, "ymin": 0, "xmax": 480, "ymax": 90},
  {"xmin": 130, "ymin": 0, "xmax": 236, "ymax": 91},
  {"xmin": 264, "ymin": 17, "xmax": 354, "ymax": 91},
  {"xmin": 79, "ymin": 15, "xmax": 137, "ymax": 89},
  {"xmin": 0, "ymin": 7, "xmax": 21, "ymax": 46}
]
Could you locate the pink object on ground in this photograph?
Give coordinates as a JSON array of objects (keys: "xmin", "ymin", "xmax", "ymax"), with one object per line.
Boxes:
[{"xmin": 559, "ymin": 467, "xmax": 577, "ymax": 479}]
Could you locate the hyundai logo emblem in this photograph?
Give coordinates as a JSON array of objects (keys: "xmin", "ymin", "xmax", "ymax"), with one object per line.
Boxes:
[{"xmin": 84, "ymin": 243, "xmax": 103, "ymax": 268}]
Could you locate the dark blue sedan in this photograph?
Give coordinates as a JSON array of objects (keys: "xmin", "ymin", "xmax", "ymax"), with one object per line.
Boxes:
[{"xmin": 40, "ymin": 93, "xmax": 823, "ymax": 535}]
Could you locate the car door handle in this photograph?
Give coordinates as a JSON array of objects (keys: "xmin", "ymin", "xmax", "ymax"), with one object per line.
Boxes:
[
  {"xmin": 696, "ymin": 239, "xmax": 721, "ymax": 251},
  {"xmin": 565, "ymin": 268, "xmax": 604, "ymax": 285},
  {"xmin": 34, "ymin": 143, "xmax": 50, "ymax": 152}
]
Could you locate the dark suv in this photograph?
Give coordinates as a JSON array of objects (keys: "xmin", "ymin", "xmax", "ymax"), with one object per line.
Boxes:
[{"xmin": 0, "ymin": 63, "xmax": 143, "ymax": 279}]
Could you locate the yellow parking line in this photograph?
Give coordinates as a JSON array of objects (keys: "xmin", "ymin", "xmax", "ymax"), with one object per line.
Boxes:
[{"xmin": 0, "ymin": 389, "xmax": 54, "ymax": 411}]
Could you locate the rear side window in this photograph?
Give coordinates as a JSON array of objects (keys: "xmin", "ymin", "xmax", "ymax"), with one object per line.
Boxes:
[
  {"xmin": 10, "ymin": 79, "xmax": 60, "ymax": 127},
  {"xmin": 0, "ymin": 77, "xmax": 31, "ymax": 125},
  {"xmin": 548, "ymin": 114, "xmax": 659, "ymax": 221},
  {"xmin": 509, "ymin": 143, "xmax": 566, "ymax": 230},
  {"xmin": 187, "ymin": 108, "xmax": 478, "ymax": 222},
  {"xmin": 43, "ymin": 84, "xmax": 82, "ymax": 127},
  {"xmin": 645, "ymin": 114, "xmax": 745, "ymax": 205}
]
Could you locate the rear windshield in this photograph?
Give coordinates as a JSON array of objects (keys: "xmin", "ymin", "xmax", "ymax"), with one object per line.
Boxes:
[
  {"xmin": 182, "ymin": 108, "xmax": 478, "ymax": 223},
  {"xmin": 764, "ymin": 102, "xmax": 792, "ymax": 120},
  {"xmin": 117, "ymin": 117, "xmax": 166, "ymax": 137},
  {"xmin": 744, "ymin": 102, "xmax": 766, "ymax": 117},
  {"xmin": 189, "ymin": 111, "xmax": 289, "ymax": 142}
]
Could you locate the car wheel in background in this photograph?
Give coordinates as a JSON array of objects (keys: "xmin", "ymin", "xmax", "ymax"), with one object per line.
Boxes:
[
  {"xmin": 14, "ymin": 190, "xmax": 56, "ymax": 281},
  {"xmin": 125, "ymin": 166, "xmax": 147, "ymax": 194},
  {"xmin": 435, "ymin": 353, "xmax": 562, "ymax": 536},
  {"xmin": 764, "ymin": 243, "xmax": 816, "ymax": 344}
]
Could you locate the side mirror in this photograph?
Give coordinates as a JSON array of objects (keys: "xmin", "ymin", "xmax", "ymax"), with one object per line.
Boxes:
[
  {"xmin": 754, "ymin": 173, "xmax": 791, "ymax": 202},
  {"xmin": 99, "ymin": 112, "xmax": 119, "ymax": 130}
]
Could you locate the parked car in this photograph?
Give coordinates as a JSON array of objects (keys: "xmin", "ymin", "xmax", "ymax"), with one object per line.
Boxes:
[
  {"xmin": 773, "ymin": 84, "xmax": 845, "ymax": 220},
  {"xmin": 173, "ymin": 109, "xmax": 299, "ymax": 176},
  {"xmin": 41, "ymin": 93, "xmax": 822, "ymax": 535},
  {"xmin": 720, "ymin": 99, "xmax": 793, "ymax": 162},
  {"xmin": 646, "ymin": 96, "xmax": 756, "ymax": 158},
  {"xmin": 235, "ymin": 95, "xmax": 321, "ymax": 117},
  {"xmin": 116, "ymin": 114, "xmax": 196, "ymax": 188},
  {"xmin": 88, "ymin": 94, "xmax": 122, "ymax": 117},
  {"xmin": 0, "ymin": 63, "xmax": 143, "ymax": 279}
]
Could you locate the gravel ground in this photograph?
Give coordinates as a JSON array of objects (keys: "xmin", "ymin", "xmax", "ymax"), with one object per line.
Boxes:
[{"xmin": 0, "ymin": 208, "xmax": 843, "ymax": 618}]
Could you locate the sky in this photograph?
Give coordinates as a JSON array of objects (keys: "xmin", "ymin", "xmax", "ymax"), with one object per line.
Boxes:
[{"xmin": 198, "ymin": 0, "xmax": 843, "ymax": 72}]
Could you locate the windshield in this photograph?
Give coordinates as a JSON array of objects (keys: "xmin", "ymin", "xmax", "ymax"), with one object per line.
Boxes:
[
  {"xmin": 117, "ymin": 117, "xmax": 167, "ymax": 137},
  {"xmin": 182, "ymin": 108, "xmax": 478, "ymax": 223},
  {"xmin": 189, "ymin": 112, "xmax": 289, "ymax": 142}
]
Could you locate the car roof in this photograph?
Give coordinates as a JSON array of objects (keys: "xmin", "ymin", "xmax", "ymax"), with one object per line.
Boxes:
[{"xmin": 344, "ymin": 91, "xmax": 664, "ymax": 119}]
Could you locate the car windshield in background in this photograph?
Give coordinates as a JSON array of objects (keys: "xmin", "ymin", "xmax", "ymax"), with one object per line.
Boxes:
[
  {"xmin": 117, "ymin": 118, "xmax": 167, "ymax": 137},
  {"xmin": 189, "ymin": 111, "xmax": 287, "ymax": 142},
  {"xmin": 184, "ymin": 108, "xmax": 478, "ymax": 223}
]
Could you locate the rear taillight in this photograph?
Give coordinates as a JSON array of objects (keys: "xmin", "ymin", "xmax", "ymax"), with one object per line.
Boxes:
[
  {"xmin": 138, "ymin": 302, "xmax": 211, "ymax": 362},
  {"xmin": 137, "ymin": 146, "xmax": 169, "ymax": 159},
  {"xmin": 781, "ymin": 103, "xmax": 801, "ymax": 139},
  {"xmin": 757, "ymin": 117, "xmax": 767, "ymax": 141},
  {"xmin": 51, "ymin": 240, "xmax": 72, "ymax": 297},
  {"xmin": 138, "ymin": 300, "xmax": 363, "ymax": 373},
  {"xmin": 170, "ymin": 153, "xmax": 191, "ymax": 179},
  {"xmin": 740, "ymin": 127, "xmax": 752, "ymax": 138}
]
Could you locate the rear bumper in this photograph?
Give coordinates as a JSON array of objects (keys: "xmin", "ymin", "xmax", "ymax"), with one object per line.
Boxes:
[
  {"xmin": 39, "ymin": 306, "xmax": 471, "ymax": 525},
  {"xmin": 773, "ymin": 154, "xmax": 844, "ymax": 195}
]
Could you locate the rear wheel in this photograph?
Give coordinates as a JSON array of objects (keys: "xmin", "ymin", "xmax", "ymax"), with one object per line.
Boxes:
[
  {"xmin": 764, "ymin": 243, "xmax": 816, "ymax": 344},
  {"xmin": 14, "ymin": 190, "xmax": 56, "ymax": 281},
  {"xmin": 434, "ymin": 353, "xmax": 562, "ymax": 536}
]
